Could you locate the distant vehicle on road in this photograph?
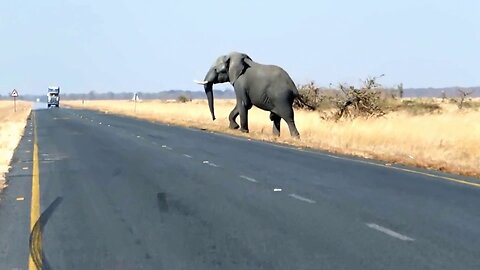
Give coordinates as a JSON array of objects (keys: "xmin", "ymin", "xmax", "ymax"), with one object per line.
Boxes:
[{"xmin": 47, "ymin": 86, "xmax": 60, "ymax": 108}]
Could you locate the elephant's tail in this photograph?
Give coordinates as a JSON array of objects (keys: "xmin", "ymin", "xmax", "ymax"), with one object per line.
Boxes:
[{"xmin": 295, "ymin": 95, "xmax": 316, "ymax": 111}]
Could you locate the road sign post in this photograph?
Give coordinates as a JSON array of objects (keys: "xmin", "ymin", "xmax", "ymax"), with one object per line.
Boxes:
[
  {"xmin": 11, "ymin": 89, "xmax": 19, "ymax": 112},
  {"xmin": 133, "ymin": 92, "xmax": 138, "ymax": 113}
]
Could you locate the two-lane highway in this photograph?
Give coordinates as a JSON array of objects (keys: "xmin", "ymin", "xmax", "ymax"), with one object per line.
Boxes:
[{"xmin": 1, "ymin": 104, "xmax": 479, "ymax": 269}]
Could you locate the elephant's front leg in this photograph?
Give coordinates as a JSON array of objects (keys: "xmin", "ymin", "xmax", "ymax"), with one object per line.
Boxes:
[
  {"xmin": 228, "ymin": 105, "xmax": 239, "ymax": 129},
  {"xmin": 238, "ymin": 101, "xmax": 249, "ymax": 133}
]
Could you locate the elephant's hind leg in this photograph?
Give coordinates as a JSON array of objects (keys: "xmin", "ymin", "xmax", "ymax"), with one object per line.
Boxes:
[
  {"xmin": 270, "ymin": 112, "xmax": 281, "ymax": 136},
  {"xmin": 286, "ymin": 120, "xmax": 300, "ymax": 139},
  {"xmin": 275, "ymin": 107, "xmax": 300, "ymax": 138},
  {"xmin": 228, "ymin": 106, "xmax": 240, "ymax": 129}
]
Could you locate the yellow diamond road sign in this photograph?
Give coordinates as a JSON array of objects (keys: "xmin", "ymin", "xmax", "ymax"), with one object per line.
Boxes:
[{"xmin": 11, "ymin": 89, "xmax": 18, "ymax": 97}]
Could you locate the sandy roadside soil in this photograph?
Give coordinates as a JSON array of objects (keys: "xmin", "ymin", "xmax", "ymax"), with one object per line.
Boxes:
[{"xmin": 0, "ymin": 101, "xmax": 32, "ymax": 191}]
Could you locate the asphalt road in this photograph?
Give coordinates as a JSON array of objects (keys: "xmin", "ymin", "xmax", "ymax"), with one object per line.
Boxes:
[{"xmin": 1, "ymin": 103, "xmax": 479, "ymax": 270}]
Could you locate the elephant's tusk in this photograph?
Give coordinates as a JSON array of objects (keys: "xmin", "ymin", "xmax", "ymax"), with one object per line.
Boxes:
[{"xmin": 194, "ymin": 80, "xmax": 209, "ymax": 85}]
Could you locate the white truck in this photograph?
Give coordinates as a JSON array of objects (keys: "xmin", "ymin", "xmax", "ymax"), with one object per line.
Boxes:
[{"xmin": 47, "ymin": 86, "xmax": 60, "ymax": 108}]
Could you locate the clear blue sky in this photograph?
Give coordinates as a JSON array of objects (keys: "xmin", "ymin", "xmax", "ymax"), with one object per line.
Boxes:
[{"xmin": 1, "ymin": 0, "xmax": 479, "ymax": 95}]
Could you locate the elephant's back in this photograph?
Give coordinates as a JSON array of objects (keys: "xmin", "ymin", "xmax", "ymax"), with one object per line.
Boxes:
[
  {"xmin": 248, "ymin": 63, "xmax": 298, "ymax": 92},
  {"xmin": 243, "ymin": 63, "xmax": 298, "ymax": 108},
  {"xmin": 269, "ymin": 65, "xmax": 298, "ymax": 98}
]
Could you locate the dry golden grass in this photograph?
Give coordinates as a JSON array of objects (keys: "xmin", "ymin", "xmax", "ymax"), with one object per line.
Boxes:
[
  {"xmin": 63, "ymin": 99, "xmax": 480, "ymax": 177},
  {"xmin": 0, "ymin": 100, "xmax": 32, "ymax": 190}
]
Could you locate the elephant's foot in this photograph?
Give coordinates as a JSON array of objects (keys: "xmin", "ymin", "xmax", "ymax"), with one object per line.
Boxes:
[
  {"xmin": 229, "ymin": 122, "xmax": 240, "ymax": 129},
  {"xmin": 291, "ymin": 134, "xmax": 300, "ymax": 140},
  {"xmin": 289, "ymin": 130, "xmax": 300, "ymax": 139},
  {"xmin": 287, "ymin": 123, "xmax": 300, "ymax": 139}
]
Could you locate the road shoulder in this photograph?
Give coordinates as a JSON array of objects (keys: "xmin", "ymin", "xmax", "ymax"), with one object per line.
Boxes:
[{"xmin": 0, "ymin": 116, "xmax": 35, "ymax": 270}]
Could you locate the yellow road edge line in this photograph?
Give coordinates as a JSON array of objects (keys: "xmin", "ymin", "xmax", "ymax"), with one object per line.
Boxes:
[
  {"xmin": 29, "ymin": 111, "xmax": 41, "ymax": 270},
  {"xmin": 325, "ymin": 154, "xmax": 480, "ymax": 188}
]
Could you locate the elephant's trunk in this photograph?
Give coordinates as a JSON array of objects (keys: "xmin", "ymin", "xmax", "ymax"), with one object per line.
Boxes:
[
  {"xmin": 202, "ymin": 67, "xmax": 218, "ymax": 121},
  {"xmin": 205, "ymin": 83, "xmax": 215, "ymax": 120}
]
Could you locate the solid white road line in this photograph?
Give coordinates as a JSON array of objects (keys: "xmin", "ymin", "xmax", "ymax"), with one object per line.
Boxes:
[
  {"xmin": 288, "ymin": 193, "xmax": 316, "ymax": 204},
  {"xmin": 239, "ymin": 175, "xmax": 258, "ymax": 183},
  {"xmin": 366, "ymin": 223, "xmax": 415, "ymax": 241}
]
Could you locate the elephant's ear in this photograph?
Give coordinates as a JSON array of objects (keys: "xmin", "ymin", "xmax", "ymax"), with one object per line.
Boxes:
[
  {"xmin": 228, "ymin": 54, "xmax": 252, "ymax": 85},
  {"xmin": 243, "ymin": 57, "xmax": 254, "ymax": 67}
]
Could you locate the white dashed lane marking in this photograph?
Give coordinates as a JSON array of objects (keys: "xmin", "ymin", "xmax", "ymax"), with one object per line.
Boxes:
[
  {"xmin": 161, "ymin": 145, "xmax": 172, "ymax": 150},
  {"xmin": 203, "ymin": 161, "xmax": 219, "ymax": 167},
  {"xmin": 289, "ymin": 193, "xmax": 316, "ymax": 204},
  {"xmin": 183, "ymin": 154, "xmax": 192, "ymax": 158},
  {"xmin": 239, "ymin": 175, "xmax": 258, "ymax": 183},
  {"xmin": 366, "ymin": 223, "xmax": 415, "ymax": 241}
]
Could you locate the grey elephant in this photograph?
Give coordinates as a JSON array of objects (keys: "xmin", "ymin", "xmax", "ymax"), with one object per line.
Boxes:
[{"xmin": 195, "ymin": 52, "xmax": 311, "ymax": 138}]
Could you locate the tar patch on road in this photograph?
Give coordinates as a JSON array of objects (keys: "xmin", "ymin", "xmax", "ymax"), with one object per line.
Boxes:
[
  {"xmin": 112, "ymin": 168, "xmax": 122, "ymax": 177},
  {"xmin": 157, "ymin": 192, "xmax": 169, "ymax": 213},
  {"xmin": 156, "ymin": 192, "xmax": 194, "ymax": 217},
  {"xmin": 148, "ymin": 134, "xmax": 165, "ymax": 140}
]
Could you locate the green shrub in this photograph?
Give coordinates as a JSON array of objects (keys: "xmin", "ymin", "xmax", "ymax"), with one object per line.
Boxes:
[{"xmin": 176, "ymin": 95, "xmax": 191, "ymax": 103}]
